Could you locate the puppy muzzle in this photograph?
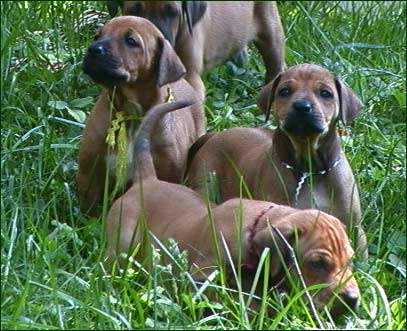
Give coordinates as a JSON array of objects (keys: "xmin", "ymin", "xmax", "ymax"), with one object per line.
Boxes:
[
  {"xmin": 282, "ymin": 99, "xmax": 327, "ymax": 136},
  {"xmin": 329, "ymin": 288, "xmax": 360, "ymax": 319},
  {"xmin": 314, "ymin": 285, "xmax": 360, "ymax": 319},
  {"xmin": 83, "ymin": 41, "xmax": 129, "ymax": 86}
]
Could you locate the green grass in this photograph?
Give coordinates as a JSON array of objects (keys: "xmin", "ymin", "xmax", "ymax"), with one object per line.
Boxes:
[{"xmin": 1, "ymin": 1, "xmax": 406, "ymax": 329}]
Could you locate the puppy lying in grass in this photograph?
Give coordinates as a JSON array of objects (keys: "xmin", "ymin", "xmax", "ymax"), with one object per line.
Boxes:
[{"xmin": 106, "ymin": 101, "xmax": 360, "ymax": 319}]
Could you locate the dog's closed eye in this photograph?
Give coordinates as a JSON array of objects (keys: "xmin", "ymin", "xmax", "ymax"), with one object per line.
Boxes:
[{"xmin": 308, "ymin": 258, "xmax": 330, "ymax": 271}]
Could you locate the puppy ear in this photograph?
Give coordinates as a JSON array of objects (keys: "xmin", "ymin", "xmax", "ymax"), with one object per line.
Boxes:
[
  {"xmin": 106, "ymin": 1, "xmax": 123, "ymax": 17},
  {"xmin": 257, "ymin": 73, "xmax": 282, "ymax": 122},
  {"xmin": 253, "ymin": 220, "xmax": 297, "ymax": 278},
  {"xmin": 157, "ymin": 38, "xmax": 186, "ymax": 87},
  {"xmin": 182, "ymin": 1, "xmax": 207, "ymax": 34},
  {"xmin": 334, "ymin": 78, "xmax": 363, "ymax": 125}
]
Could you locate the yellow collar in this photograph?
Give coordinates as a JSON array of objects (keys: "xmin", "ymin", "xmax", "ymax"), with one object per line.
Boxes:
[
  {"xmin": 106, "ymin": 85, "xmax": 175, "ymax": 149},
  {"xmin": 105, "ymin": 85, "xmax": 175, "ymax": 197}
]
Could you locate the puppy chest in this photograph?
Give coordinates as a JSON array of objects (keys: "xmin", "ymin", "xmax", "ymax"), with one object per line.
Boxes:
[{"xmin": 295, "ymin": 180, "xmax": 334, "ymax": 213}]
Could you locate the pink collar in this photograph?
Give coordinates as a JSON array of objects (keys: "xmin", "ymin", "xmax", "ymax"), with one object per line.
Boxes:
[{"xmin": 241, "ymin": 205, "xmax": 274, "ymax": 270}]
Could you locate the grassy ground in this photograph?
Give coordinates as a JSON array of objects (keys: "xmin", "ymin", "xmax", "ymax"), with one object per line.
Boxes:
[{"xmin": 1, "ymin": 1, "xmax": 405, "ymax": 329}]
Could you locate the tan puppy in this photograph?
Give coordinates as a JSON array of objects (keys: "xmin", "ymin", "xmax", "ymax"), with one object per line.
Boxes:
[
  {"xmin": 106, "ymin": 101, "xmax": 360, "ymax": 318},
  {"xmin": 77, "ymin": 16, "xmax": 205, "ymax": 215},
  {"xmin": 186, "ymin": 64, "xmax": 366, "ymax": 254},
  {"xmin": 106, "ymin": 1, "xmax": 285, "ymax": 99}
]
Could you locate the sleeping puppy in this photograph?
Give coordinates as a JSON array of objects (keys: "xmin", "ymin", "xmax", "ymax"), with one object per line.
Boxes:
[
  {"xmin": 106, "ymin": 101, "xmax": 360, "ymax": 318},
  {"xmin": 76, "ymin": 16, "xmax": 205, "ymax": 215},
  {"xmin": 106, "ymin": 1, "xmax": 286, "ymax": 99}
]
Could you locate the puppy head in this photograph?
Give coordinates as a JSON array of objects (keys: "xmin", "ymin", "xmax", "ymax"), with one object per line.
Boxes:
[
  {"xmin": 253, "ymin": 210, "xmax": 360, "ymax": 318},
  {"xmin": 83, "ymin": 16, "xmax": 186, "ymax": 88},
  {"xmin": 120, "ymin": 1, "xmax": 207, "ymax": 45},
  {"xmin": 258, "ymin": 63, "xmax": 363, "ymax": 138}
]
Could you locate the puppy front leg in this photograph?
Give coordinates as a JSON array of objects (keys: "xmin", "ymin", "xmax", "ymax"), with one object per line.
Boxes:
[
  {"xmin": 346, "ymin": 198, "xmax": 367, "ymax": 258},
  {"xmin": 77, "ymin": 92, "xmax": 112, "ymax": 215},
  {"xmin": 177, "ymin": 42, "xmax": 206, "ymax": 101},
  {"xmin": 332, "ymin": 179, "xmax": 367, "ymax": 257},
  {"xmin": 185, "ymin": 70, "xmax": 206, "ymax": 101}
]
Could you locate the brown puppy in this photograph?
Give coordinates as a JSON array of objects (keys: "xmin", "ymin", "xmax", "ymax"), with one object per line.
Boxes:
[
  {"xmin": 106, "ymin": 1, "xmax": 285, "ymax": 99},
  {"xmin": 186, "ymin": 63, "xmax": 367, "ymax": 255},
  {"xmin": 77, "ymin": 16, "xmax": 205, "ymax": 215},
  {"xmin": 106, "ymin": 101, "xmax": 360, "ymax": 318}
]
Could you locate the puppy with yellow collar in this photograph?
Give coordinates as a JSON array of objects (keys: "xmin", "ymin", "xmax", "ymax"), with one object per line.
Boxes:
[{"xmin": 77, "ymin": 16, "xmax": 205, "ymax": 215}]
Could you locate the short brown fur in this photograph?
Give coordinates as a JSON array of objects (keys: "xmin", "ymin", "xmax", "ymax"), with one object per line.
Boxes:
[
  {"xmin": 107, "ymin": 1, "xmax": 286, "ymax": 99},
  {"xmin": 186, "ymin": 64, "xmax": 367, "ymax": 255},
  {"xmin": 77, "ymin": 16, "xmax": 205, "ymax": 215},
  {"xmin": 106, "ymin": 101, "xmax": 360, "ymax": 318}
]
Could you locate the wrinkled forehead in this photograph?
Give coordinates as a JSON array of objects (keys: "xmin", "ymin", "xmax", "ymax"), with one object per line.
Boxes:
[
  {"xmin": 102, "ymin": 16, "xmax": 162, "ymax": 37},
  {"xmin": 279, "ymin": 64, "xmax": 336, "ymax": 86},
  {"xmin": 303, "ymin": 216, "xmax": 354, "ymax": 260}
]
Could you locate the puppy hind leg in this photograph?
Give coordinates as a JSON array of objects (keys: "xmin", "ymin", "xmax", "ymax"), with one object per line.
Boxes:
[
  {"xmin": 254, "ymin": 36, "xmax": 285, "ymax": 84},
  {"xmin": 231, "ymin": 47, "xmax": 249, "ymax": 67},
  {"xmin": 254, "ymin": 4, "xmax": 286, "ymax": 83}
]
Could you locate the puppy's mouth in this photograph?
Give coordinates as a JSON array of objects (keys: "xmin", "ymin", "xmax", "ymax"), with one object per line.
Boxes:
[
  {"xmin": 313, "ymin": 289, "xmax": 359, "ymax": 320},
  {"xmin": 83, "ymin": 53, "xmax": 129, "ymax": 87},
  {"xmin": 282, "ymin": 111, "xmax": 327, "ymax": 137},
  {"xmin": 328, "ymin": 300, "xmax": 359, "ymax": 320}
]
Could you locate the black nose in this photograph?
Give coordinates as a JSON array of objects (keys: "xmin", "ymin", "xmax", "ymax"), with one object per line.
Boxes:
[
  {"xmin": 88, "ymin": 42, "xmax": 107, "ymax": 56},
  {"xmin": 293, "ymin": 100, "xmax": 313, "ymax": 113},
  {"xmin": 340, "ymin": 290, "xmax": 359, "ymax": 310}
]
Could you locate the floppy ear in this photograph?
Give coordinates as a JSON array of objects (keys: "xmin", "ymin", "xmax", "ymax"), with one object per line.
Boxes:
[
  {"xmin": 334, "ymin": 78, "xmax": 363, "ymax": 125},
  {"xmin": 182, "ymin": 1, "xmax": 207, "ymax": 34},
  {"xmin": 253, "ymin": 220, "xmax": 298, "ymax": 278},
  {"xmin": 156, "ymin": 38, "xmax": 186, "ymax": 87},
  {"xmin": 257, "ymin": 73, "xmax": 282, "ymax": 122},
  {"xmin": 106, "ymin": 1, "xmax": 123, "ymax": 17}
]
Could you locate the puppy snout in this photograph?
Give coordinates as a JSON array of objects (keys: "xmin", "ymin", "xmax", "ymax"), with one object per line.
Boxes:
[
  {"xmin": 282, "ymin": 99, "xmax": 326, "ymax": 136},
  {"xmin": 293, "ymin": 99, "xmax": 313, "ymax": 113},
  {"xmin": 88, "ymin": 42, "xmax": 107, "ymax": 56},
  {"xmin": 340, "ymin": 289, "xmax": 360, "ymax": 310}
]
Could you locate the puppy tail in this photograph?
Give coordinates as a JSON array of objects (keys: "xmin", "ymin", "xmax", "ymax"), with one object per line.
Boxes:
[{"xmin": 134, "ymin": 100, "xmax": 194, "ymax": 180}]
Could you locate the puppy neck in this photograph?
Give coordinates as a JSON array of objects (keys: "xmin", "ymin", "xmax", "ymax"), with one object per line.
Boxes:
[
  {"xmin": 242, "ymin": 206, "xmax": 273, "ymax": 270},
  {"xmin": 273, "ymin": 127, "xmax": 342, "ymax": 173},
  {"xmin": 107, "ymin": 82, "xmax": 170, "ymax": 115}
]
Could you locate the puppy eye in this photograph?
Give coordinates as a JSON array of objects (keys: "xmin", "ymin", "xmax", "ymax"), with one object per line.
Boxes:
[
  {"xmin": 125, "ymin": 36, "xmax": 140, "ymax": 48},
  {"xmin": 309, "ymin": 259, "xmax": 327, "ymax": 270},
  {"xmin": 278, "ymin": 87, "xmax": 291, "ymax": 97},
  {"xmin": 320, "ymin": 89, "xmax": 333, "ymax": 98}
]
